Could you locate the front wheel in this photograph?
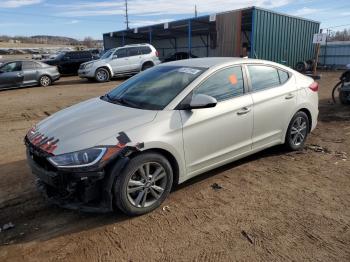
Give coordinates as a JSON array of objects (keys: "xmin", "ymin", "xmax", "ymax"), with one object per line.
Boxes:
[
  {"xmin": 39, "ymin": 75, "xmax": 52, "ymax": 87},
  {"xmin": 95, "ymin": 68, "xmax": 110, "ymax": 82},
  {"xmin": 113, "ymin": 152, "xmax": 173, "ymax": 216},
  {"xmin": 285, "ymin": 111, "xmax": 310, "ymax": 151}
]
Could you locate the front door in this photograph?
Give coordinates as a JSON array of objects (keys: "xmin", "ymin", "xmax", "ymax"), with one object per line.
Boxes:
[
  {"xmin": 109, "ymin": 48, "xmax": 130, "ymax": 75},
  {"xmin": 0, "ymin": 61, "xmax": 23, "ymax": 89},
  {"xmin": 180, "ymin": 66, "xmax": 253, "ymax": 177}
]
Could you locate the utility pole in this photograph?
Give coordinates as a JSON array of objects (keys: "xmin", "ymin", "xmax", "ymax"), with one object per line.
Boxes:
[
  {"xmin": 195, "ymin": 5, "xmax": 198, "ymax": 17},
  {"xmin": 125, "ymin": 0, "xmax": 130, "ymax": 29}
]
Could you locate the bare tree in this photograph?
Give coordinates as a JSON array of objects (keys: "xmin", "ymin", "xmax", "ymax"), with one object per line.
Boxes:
[
  {"xmin": 328, "ymin": 28, "xmax": 350, "ymax": 41},
  {"xmin": 83, "ymin": 37, "xmax": 95, "ymax": 48}
]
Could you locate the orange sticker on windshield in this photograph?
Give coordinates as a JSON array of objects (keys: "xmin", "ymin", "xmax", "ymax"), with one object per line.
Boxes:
[{"xmin": 229, "ymin": 74, "xmax": 238, "ymax": 85}]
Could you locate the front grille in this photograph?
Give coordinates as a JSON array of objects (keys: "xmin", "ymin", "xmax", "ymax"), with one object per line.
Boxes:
[{"xmin": 25, "ymin": 136, "xmax": 56, "ymax": 172}]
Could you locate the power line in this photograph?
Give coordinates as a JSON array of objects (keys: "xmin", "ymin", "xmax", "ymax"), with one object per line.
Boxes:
[{"xmin": 324, "ymin": 23, "xmax": 350, "ymax": 29}]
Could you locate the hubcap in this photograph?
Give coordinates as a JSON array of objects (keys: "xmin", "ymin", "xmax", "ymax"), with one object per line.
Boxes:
[
  {"xmin": 290, "ymin": 116, "xmax": 307, "ymax": 146},
  {"xmin": 97, "ymin": 70, "xmax": 107, "ymax": 81},
  {"xmin": 127, "ymin": 162, "xmax": 167, "ymax": 208},
  {"xmin": 41, "ymin": 76, "xmax": 50, "ymax": 86}
]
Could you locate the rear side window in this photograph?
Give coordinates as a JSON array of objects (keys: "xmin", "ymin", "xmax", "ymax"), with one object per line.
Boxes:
[
  {"xmin": 22, "ymin": 61, "xmax": 38, "ymax": 70},
  {"xmin": 194, "ymin": 66, "xmax": 244, "ymax": 101},
  {"xmin": 248, "ymin": 65, "xmax": 280, "ymax": 91},
  {"xmin": 139, "ymin": 46, "xmax": 152, "ymax": 54},
  {"xmin": 127, "ymin": 47, "xmax": 139, "ymax": 57},
  {"xmin": 278, "ymin": 70, "xmax": 290, "ymax": 84}
]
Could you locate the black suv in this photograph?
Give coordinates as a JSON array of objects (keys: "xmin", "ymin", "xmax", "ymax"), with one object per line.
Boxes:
[{"xmin": 43, "ymin": 51, "xmax": 95, "ymax": 75}]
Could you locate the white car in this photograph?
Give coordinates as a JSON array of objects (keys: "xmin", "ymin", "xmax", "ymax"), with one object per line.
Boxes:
[
  {"xmin": 25, "ymin": 58, "xmax": 318, "ymax": 216},
  {"xmin": 78, "ymin": 44, "xmax": 161, "ymax": 82}
]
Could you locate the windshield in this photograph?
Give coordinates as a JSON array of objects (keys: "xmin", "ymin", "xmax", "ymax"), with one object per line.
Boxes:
[
  {"xmin": 100, "ymin": 49, "xmax": 114, "ymax": 59},
  {"xmin": 104, "ymin": 65, "xmax": 205, "ymax": 110}
]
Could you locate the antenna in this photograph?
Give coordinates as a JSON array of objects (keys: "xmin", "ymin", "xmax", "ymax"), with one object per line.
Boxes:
[
  {"xmin": 195, "ymin": 5, "xmax": 198, "ymax": 17},
  {"xmin": 125, "ymin": 0, "xmax": 130, "ymax": 29}
]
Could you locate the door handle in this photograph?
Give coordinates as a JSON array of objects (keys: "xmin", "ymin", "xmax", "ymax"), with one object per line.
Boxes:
[
  {"xmin": 285, "ymin": 93, "xmax": 295, "ymax": 100},
  {"xmin": 237, "ymin": 107, "xmax": 251, "ymax": 115},
  {"xmin": 17, "ymin": 73, "xmax": 23, "ymax": 77}
]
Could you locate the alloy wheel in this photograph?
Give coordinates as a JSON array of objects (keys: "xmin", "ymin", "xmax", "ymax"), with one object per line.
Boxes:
[
  {"xmin": 290, "ymin": 116, "xmax": 307, "ymax": 146},
  {"xmin": 96, "ymin": 69, "xmax": 108, "ymax": 82},
  {"xmin": 40, "ymin": 76, "xmax": 51, "ymax": 87},
  {"xmin": 126, "ymin": 162, "xmax": 167, "ymax": 208}
]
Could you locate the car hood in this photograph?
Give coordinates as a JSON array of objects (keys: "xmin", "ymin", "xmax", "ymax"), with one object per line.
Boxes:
[{"xmin": 32, "ymin": 97, "xmax": 158, "ymax": 155}]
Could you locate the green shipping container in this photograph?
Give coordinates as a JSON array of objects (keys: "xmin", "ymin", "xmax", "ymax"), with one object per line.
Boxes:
[{"xmin": 251, "ymin": 7, "xmax": 320, "ymax": 67}]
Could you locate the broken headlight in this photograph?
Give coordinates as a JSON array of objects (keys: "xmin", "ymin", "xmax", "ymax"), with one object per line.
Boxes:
[{"xmin": 48, "ymin": 147, "xmax": 107, "ymax": 168}]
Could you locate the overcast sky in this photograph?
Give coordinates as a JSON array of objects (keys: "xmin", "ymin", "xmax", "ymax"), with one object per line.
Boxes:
[{"xmin": 0, "ymin": 0, "xmax": 349, "ymax": 39}]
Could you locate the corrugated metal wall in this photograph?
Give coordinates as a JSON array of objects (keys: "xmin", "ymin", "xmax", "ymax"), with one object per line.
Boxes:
[
  {"xmin": 319, "ymin": 43, "xmax": 350, "ymax": 67},
  {"xmin": 252, "ymin": 8, "xmax": 320, "ymax": 67}
]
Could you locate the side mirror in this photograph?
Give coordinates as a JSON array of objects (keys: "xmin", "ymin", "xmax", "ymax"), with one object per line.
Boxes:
[
  {"xmin": 112, "ymin": 55, "xmax": 118, "ymax": 59},
  {"xmin": 180, "ymin": 94, "xmax": 217, "ymax": 110}
]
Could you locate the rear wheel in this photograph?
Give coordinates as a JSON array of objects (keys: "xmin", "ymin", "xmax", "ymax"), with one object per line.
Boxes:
[
  {"xmin": 141, "ymin": 62, "xmax": 154, "ymax": 71},
  {"xmin": 285, "ymin": 111, "xmax": 310, "ymax": 150},
  {"xmin": 95, "ymin": 68, "xmax": 110, "ymax": 82},
  {"xmin": 39, "ymin": 75, "xmax": 52, "ymax": 87},
  {"xmin": 339, "ymin": 90, "xmax": 350, "ymax": 105},
  {"xmin": 113, "ymin": 152, "xmax": 173, "ymax": 216}
]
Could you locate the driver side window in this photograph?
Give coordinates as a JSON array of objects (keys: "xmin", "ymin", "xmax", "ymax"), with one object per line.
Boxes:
[
  {"xmin": 114, "ymin": 48, "xmax": 127, "ymax": 58},
  {"xmin": 194, "ymin": 66, "xmax": 244, "ymax": 102},
  {"xmin": 1, "ymin": 62, "xmax": 22, "ymax": 72}
]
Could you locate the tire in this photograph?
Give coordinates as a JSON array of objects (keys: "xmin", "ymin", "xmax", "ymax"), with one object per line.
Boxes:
[
  {"xmin": 141, "ymin": 62, "xmax": 154, "ymax": 71},
  {"xmin": 332, "ymin": 81, "xmax": 342, "ymax": 103},
  {"xmin": 113, "ymin": 152, "xmax": 173, "ymax": 216},
  {"xmin": 95, "ymin": 68, "xmax": 110, "ymax": 82},
  {"xmin": 339, "ymin": 90, "xmax": 350, "ymax": 105},
  {"xmin": 285, "ymin": 111, "xmax": 310, "ymax": 151},
  {"xmin": 295, "ymin": 62, "xmax": 306, "ymax": 72},
  {"xmin": 39, "ymin": 75, "xmax": 52, "ymax": 87}
]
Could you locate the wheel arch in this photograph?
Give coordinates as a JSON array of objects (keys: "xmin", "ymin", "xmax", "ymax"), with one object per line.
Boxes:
[
  {"xmin": 96, "ymin": 66, "xmax": 112, "ymax": 78},
  {"xmin": 129, "ymin": 148, "xmax": 180, "ymax": 187},
  {"xmin": 141, "ymin": 61, "xmax": 154, "ymax": 69}
]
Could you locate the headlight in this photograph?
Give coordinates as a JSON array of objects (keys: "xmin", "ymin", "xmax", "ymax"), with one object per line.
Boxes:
[
  {"xmin": 48, "ymin": 147, "xmax": 107, "ymax": 168},
  {"xmin": 85, "ymin": 63, "xmax": 93, "ymax": 69}
]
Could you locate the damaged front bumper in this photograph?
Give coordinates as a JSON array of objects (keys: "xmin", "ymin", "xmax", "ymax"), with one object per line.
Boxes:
[{"xmin": 25, "ymin": 139, "xmax": 130, "ymax": 213}]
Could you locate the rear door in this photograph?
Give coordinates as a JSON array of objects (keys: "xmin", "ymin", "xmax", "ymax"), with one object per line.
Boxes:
[
  {"xmin": 0, "ymin": 61, "xmax": 23, "ymax": 89},
  {"xmin": 246, "ymin": 64, "xmax": 297, "ymax": 149},
  {"xmin": 22, "ymin": 61, "xmax": 39, "ymax": 86},
  {"xmin": 126, "ymin": 47, "xmax": 142, "ymax": 71},
  {"xmin": 180, "ymin": 66, "xmax": 253, "ymax": 176}
]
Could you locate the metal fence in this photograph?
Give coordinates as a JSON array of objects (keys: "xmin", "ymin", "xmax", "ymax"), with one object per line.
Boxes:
[{"xmin": 319, "ymin": 42, "xmax": 350, "ymax": 68}]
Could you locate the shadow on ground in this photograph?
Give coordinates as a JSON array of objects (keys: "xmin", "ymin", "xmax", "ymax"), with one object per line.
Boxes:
[{"xmin": 0, "ymin": 145, "xmax": 290, "ymax": 246}]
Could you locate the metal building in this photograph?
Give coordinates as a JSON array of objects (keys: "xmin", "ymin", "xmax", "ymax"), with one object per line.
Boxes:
[{"xmin": 103, "ymin": 6, "xmax": 320, "ymax": 67}]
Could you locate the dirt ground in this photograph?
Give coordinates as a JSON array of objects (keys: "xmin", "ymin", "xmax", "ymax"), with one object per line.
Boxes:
[{"xmin": 0, "ymin": 72, "xmax": 349, "ymax": 261}]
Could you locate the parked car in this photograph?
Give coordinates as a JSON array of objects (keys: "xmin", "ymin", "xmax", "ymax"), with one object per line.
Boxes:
[
  {"xmin": 0, "ymin": 60, "xmax": 60, "ymax": 90},
  {"xmin": 43, "ymin": 50, "xmax": 95, "ymax": 75},
  {"xmin": 163, "ymin": 52, "xmax": 198, "ymax": 62},
  {"xmin": 25, "ymin": 58, "xmax": 318, "ymax": 216},
  {"xmin": 78, "ymin": 44, "xmax": 160, "ymax": 82}
]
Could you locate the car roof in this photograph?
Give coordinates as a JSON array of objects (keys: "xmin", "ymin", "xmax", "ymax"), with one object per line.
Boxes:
[
  {"xmin": 160, "ymin": 57, "xmax": 292, "ymax": 71},
  {"xmin": 159, "ymin": 57, "xmax": 263, "ymax": 68}
]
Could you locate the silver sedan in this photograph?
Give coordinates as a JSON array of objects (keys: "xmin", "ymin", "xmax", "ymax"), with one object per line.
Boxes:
[
  {"xmin": 0, "ymin": 60, "xmax": 60, "ymax": 90},
  {"xmin": 25, "ymin": 58, "xmax": 318, "ymax": 216}
]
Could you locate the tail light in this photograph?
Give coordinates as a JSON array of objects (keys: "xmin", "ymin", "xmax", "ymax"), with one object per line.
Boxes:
[
  {"xmin": 155, "ymin": 50, "xmax": 159, "ymax": 57},
  {"xmin": 309, "ymin": 82, "xmax": 319, "ymax": 92}
]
